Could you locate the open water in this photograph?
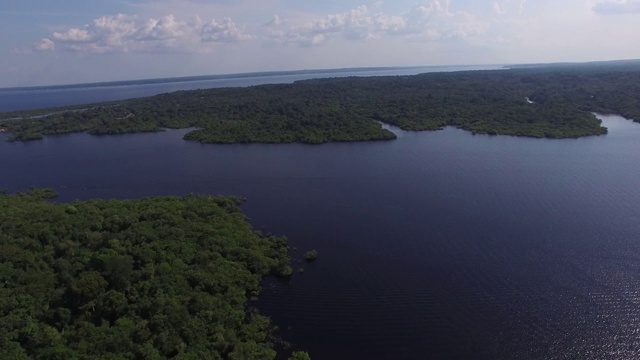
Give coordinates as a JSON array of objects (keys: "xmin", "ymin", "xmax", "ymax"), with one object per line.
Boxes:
[{"xmin": 1, "ymin": 68, "xmax": 640, "ymax": 359}]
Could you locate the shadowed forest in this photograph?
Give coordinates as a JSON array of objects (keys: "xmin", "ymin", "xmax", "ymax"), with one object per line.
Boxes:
[
  {"xmin": 2, "ymin": 61, "xmax": 639, "ymax": 143},
  {"xmin": 0, "ymin": 189, "xmax": 311, "ymax": 360}
]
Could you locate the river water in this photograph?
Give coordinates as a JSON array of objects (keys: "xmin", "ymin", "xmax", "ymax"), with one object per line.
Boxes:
[{"xmin": 1, "ymin": 68, "xmax": 639, "ymax": 359}]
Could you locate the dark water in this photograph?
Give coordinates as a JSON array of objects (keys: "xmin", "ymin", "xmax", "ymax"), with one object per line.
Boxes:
[{"xmin": 1, "ymin": 114, "xmax": 640, "ymax": 359}]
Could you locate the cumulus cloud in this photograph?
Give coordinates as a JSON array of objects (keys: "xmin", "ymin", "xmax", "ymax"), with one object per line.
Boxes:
[
  {"xmin": 492, "ymin": 0, "xmax": 526, "ymax": 16},
  {"xmin": 200, "ymin": 18, "xmax": 254, "ymax": 42},
  {"xmin": 52, "ymin": 28, "xmax": 94, "ymax": 42},
  {"xmin": 286, "ymin": 5, "xmax": 374, "ymax": 46},
  {"xmin": 35, "ymin": 13, "xmax": 253, "ymax": 53},
  {"xmin": 34, "ymin": 38, "xmax": 55, "ymax": 52},
  {"xmin": 593, "ymin": 0, "xmax": 640, "ymax": 14},
  {"xmin": 396, "ymin": 2, "xmax": 488, "ymax": 40},
  {"xmin": 136, "ymin": 15, "xmax": 184, "ymax": 41},
  {"xmin": 266, "ymin": 1, "xmax": 487, "ymax": 47},
  {"xmin": 263, "ymin": 15, "xmax": 282, "ymax": 27}
]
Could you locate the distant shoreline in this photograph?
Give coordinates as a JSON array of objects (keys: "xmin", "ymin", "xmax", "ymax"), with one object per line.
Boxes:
[
  {"xmin": 5, "ymin": 62, "xmax": 640, "ymax": 143},
  {"xmin": 0, "ymin": 65, "xmax": 505, "ymax": 93}
]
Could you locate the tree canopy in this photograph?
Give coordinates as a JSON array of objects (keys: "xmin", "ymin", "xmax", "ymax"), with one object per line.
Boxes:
[
  {"xmin": 2, "ymin": 61, "xmax": 640, "ymax": 142},
  {"xmin": 0, "ymin": 189, "xmax": 295, "ymax": 359}
]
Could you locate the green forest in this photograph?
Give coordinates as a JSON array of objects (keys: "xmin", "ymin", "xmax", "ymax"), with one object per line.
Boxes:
[
  {"xmin": 0, "ymin": 189, "xmax": 309, "ymax": 360},
  {"xmin": 1, "ymin": 61, "xmax": 639, "ymax": 143}
]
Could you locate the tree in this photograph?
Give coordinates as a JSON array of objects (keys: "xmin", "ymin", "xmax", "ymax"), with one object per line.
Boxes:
[{"xmin": 289, "ymin": 351, "xmax": 312, "ymax": 360}]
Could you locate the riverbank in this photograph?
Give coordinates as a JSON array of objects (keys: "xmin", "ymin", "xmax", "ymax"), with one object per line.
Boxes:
[{"xmin": 2, "ymin": 61, "xmax": 639, "ymax": 143}]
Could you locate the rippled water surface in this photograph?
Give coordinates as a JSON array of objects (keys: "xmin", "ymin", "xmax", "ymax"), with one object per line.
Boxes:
[{"xmin": 1, "ymin": 73, "xmax": 640, "ymax": 359}]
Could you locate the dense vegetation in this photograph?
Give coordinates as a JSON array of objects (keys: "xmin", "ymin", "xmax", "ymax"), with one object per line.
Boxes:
[
  {"xmin": 1, "ymin": 61, "xmax": 640, "ymax": 142},
  {"xmin": 303, "ymin": 250, "xmax": 318, "ymax": 262},
  {"xmin": 0, "ymin": 189, "xmax": 305, "ymax": 359}
]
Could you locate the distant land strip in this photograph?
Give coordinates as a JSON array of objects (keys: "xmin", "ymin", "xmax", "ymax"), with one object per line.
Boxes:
[{"xmin": 1, "ymin": 61, "xmax": 639, "ymax": 143}]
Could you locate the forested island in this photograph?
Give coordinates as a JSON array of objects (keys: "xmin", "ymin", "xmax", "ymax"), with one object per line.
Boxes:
[
  {"xmin": 0, "ymin": 189, "xmax": 310, "ymax": 360},
  {"xmin": 1, "ymin": 60, "xmax": 639, "ymax": 143}
]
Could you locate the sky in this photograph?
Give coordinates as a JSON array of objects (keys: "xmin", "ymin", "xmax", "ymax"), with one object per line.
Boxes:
[{"xmin": 1, "ymin": 0, "xmax": 639, "ymax": 87}]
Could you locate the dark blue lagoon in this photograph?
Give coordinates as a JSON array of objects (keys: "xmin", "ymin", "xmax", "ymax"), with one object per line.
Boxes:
[{"xmin": 2, "ymin": 112, "xmax": 640, "ymax": 359}]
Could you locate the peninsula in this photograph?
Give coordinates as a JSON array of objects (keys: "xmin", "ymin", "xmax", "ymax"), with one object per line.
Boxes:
[
  {"xmin": 0, "ymin": 189, "xmax": 300, "ymax": 359},
  {"xmin": 1, "ymin": 60, "xmax": 639, "ymax": 143}
]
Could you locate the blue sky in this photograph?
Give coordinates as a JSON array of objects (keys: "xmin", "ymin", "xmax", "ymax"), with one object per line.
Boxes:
[{"xmin": 2, "ymin": 0, "xmax": 639, "ymax": 87}]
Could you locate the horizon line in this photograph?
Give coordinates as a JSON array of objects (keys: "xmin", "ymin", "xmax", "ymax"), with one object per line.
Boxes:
[{"xmin": 2, "ymin": 58, "xmax": 639, "ymax": 92}]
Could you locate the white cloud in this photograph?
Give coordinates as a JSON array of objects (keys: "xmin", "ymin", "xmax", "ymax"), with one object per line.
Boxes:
[
  {"xmin": 295, "ymin": 5, "xmax": 373, "ymax": 44},
  {"xmin": 200, "ymin": 17, "xmax": 255, "ymax": 42},
  {"xmin": 492, "ymin": 2, "xmax": 505, "ymax": 15},
  {"xmin": 136, "ymin": 15, "xmax": 185, "ymax": 41},
  {"xmin": 34, "ymin": 38, "xmax": 55, "ymax": 52},
  {"xmin": 52, "ymin": 28, "xmax": 94, "ymax": 42},
  {"xmin": 399, "ymin": 2, "xmax": 488, "ymax": 40},
  {"xmin": 593, "ymin": 0, "xmax": 640, "ymax": 14},
  {"xmin": 267, "ymin": 1, "xmax": 487, "ymax": 47},
  {"xmin": 492, "ymin": 0, "xmax": 526, "ymax": 16},
  {"xmin": 373, "ymin": 14, "xmax": 407, "ymax": 34},
  {"xmin": 35, "ymin": 13, "xmax": 253, "ymax": 53},
  {"xmin": 263, "ymin": 15, "xmax": 283, "ymax": 27}
]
